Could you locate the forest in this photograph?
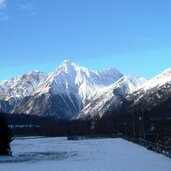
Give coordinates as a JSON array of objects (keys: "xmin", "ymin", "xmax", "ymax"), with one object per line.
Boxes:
[{"xmin": 2, "ymin": 103, "xmax": 171, "ymax": 146}]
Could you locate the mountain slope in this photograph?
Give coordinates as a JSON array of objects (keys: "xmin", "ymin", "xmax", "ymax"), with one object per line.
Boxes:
[
  {"xmin": 81, "ymin": 68, "xmax": 171, "ymax": 120},
  {"xmin": 0, "ymin": 60, "xmax": 123, "ymax": 119},
  {"xmin": 1, "ymin": 61, "xmax": 171, "ymax": 121},
  {"xmin": 131, "ymin": 68, "xmax": 171, "ymax": 110},
  {"xmin": 101, "ymin": 68, "xmax": 171, "ymax": 122},
  {"xmin": 80, "ymin": 75, "xmax": 146, "ymax": 119},
  {"xmin": 0, "ymin": 71, "xmax": 47, "ymax": 100},
  {"xmin": 18, "ymin": 60, "xmax": 123, "ymax": 118},
  {"xmin": 0, "ymin": 71, "xmax": 48, "ymax": 113},
  {"xmin": 36, "ymin": 60, "xmax": 123, "ymax": 105}
]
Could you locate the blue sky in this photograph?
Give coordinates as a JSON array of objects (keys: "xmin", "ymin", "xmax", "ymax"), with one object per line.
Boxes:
[{"xmin": 0, "ymin": 0, "xmax": 171, "ymax": 80}]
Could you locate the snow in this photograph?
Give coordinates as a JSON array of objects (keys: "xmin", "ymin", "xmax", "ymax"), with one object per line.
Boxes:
[
  {"xmin": 137, "ymin": 68, "xmax": 171, "ymax": 92},
  {"xmin": 80, "ymin": 75, "xmax": 146, "ymax": 119},
  {"xmin": 132, "ymin": 68, "xmax": 171, "ymax": 103},
  {"xmin": 0, "ymin": 71, "xmax": 47, "ymax": 100},
  {"xmin": 35, "ymin": 60, "xmax": 123, "ymax": 106},
  {"xmin": 0, "ymin": 137, "xmax": 171, "ymax": 171},
  {"xmin": 0, "ymin": 60, "xmax": 123, "ymax": 117}
]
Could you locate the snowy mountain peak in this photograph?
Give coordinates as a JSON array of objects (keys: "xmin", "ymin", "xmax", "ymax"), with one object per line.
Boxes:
[
  {"xmin": 80, "ymin": 74, "xmax": 146, "ymax": 119},
  {"xmin": 59, "ymin": 59, "xmax": 77, "ymax": 67},
  {"xmin": 57, "ymin": 60, "xmax": 123, "ymax": 82},
  {"xmin": 0, "ymin": 71, "xmax": 47, "ymax": 100},
  {"xmin": 152, "ymin": 68, "xmax": 171, "ymax": 82},
  {"xmin": 136, "ymin": 68, "xmax": 171, "ymax": 93},
  {"xmin": 33, "ymin": 60, "xmax": 123, "ymax": 117},
  {"xmin": 53, "ymin": 60, "xmax": 89, "ymax": 81},
  {"xmin": 63, "ymin": 59, "xmax": 72, "ymax": 64},
  {"xmin": 115, "ymin": 74, "xmax": 147, "ymax": 93},
  {"xmin": 38, "ymin": 60, "xmax": 123, "ymax": 93}
]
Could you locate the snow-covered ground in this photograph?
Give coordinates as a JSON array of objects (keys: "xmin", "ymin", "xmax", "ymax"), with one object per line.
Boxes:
[{"xmin": 0, "ymin": 137, "xmax": 171, "ymax": 171}]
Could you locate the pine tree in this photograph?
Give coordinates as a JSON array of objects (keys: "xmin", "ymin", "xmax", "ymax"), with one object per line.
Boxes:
[{"xmin": 0, "ymin": 113, "xmax": 13, "ymax": 156}]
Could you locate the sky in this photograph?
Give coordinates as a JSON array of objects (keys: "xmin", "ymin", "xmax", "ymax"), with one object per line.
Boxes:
[{"xmin": 1, "ymin": 0, "xmax": 171, "ymax": 80}]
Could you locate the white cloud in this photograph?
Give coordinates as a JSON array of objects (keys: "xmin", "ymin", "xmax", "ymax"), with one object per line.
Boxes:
[
  {"xmin": 0, "ymin": 0, "xmax": 9, "ymax": 22},
  {"xmin": 18, "ymin": 2, "xmax": 35, "ymax": 15},
  {"xmin": 0, "ymin": 0, "xmax": 6, "ymax": 10}
]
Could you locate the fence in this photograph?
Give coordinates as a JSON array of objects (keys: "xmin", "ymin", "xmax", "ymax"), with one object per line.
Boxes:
[
  {"xmin": 139, "ymin": 138, "xmax": 171, "ymax": 158},
  {"xmin": 67, "ymin": 134, "xmax": 171, "ymax": 158},
  {"xmin": 123, "ymin": 136, "xmax": 171, "ymax": 158}
]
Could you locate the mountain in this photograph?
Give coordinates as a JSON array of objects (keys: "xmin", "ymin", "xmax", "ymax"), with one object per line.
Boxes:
[
  {"xmin": 0, "ymin": 60, "xmax": 123, "ymax": 119},
  {"xmin": 0, "ymin": 71, "xmax": 48, "ymax": 113},
  {"xmin": 0, "ymin": 71, "xmax": 47, "ymax": 100},
  {"xmin": 35, "ymin": 60, "xmax": 123, "ymax": 106},
  {"xmin": 131, "ymin": 68, "xmax": 171, "ymax": 110},
  {"xmin": 79, "ymin": 75, "xmax": 146, "ymax": 119},
  {"xmin": 95, "ymin": 68, "xmax": 171, "ymax": 122}
]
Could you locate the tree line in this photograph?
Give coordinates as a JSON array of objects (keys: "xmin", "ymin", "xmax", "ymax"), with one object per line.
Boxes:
[{"xmin": 5, "ymin": 111, "xmax": 171, "ymax": 145}]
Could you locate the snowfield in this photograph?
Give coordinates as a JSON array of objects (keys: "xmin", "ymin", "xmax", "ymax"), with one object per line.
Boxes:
[{"xmin": 0, "ymin": 137, "xmax": 171, "ymax": 171}]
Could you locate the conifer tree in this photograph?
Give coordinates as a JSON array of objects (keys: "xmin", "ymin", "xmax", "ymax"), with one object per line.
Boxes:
[{"xmin": 0, "ymin": 113, "xmax": 13, "ymax": 156}]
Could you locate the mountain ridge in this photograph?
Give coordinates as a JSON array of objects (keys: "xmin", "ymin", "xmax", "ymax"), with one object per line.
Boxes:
[
  {"xmin": 1, "ymin": 60, "xmax": 171, "ymax": 121},
  {"xmin": 0, "ymin": 60, "xmax": 123, "ymax": 119}
]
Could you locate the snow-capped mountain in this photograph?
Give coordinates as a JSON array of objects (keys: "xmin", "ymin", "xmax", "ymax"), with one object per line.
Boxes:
[
  {"xmin": 2, "ymin": 59, "xmax": 171, "ymax": 121},
  {"xmin": 0, "ymin": 71, "xmax": 47, "ymax": 100},
  {"xmin": 99, "ymin": 68, "xmax": 171, "ymax": 121},
  {"xmin": 35, "ymin": 60, "xmax": 123, "ymax": 106},
  {"xmin": 0, "ymin": 71, "xmax": 48, "ymax": 114},
  {"xmin": 80, "ymin": 75, "xmax": 146, "ymax": 119},
  {"xmin": 0, "ymin": 60, "xmax": 123, "ymax": 119},
  {"xmin": 132, "ymin": 68, "xmax": 171, "ymax": 109}
]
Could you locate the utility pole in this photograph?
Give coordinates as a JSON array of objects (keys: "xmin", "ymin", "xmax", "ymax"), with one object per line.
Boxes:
[
  {"xmin": 142, "ymin": 110, "xmax": 145, "ymax": 140},
  {"xmin": 132, "ymin": 111, "xmax": 135, "ymax": 137},
  {"xmin": 139, "ymin": 116, "xmax": 142, "ymax": 143}
]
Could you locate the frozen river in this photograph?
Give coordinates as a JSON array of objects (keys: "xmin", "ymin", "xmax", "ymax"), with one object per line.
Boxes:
[{"xmin": 0, "ymin": 137, "xmax": 171, "ymax": 171}]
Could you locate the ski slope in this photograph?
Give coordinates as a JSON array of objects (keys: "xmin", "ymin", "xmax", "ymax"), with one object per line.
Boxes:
[{"xmin": 0, "ymin": 137, "xmax": 171, "ymax": 171}]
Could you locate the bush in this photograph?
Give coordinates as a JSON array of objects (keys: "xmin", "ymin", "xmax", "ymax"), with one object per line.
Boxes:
[{"xmin": 0, "ymin": 113, "xmax": 13, "ymax": 156}]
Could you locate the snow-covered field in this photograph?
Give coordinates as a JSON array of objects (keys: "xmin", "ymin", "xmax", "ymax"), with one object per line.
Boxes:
[{"xmin": 0, "ymin": 137, "xmax": 171, "ymax": 171}]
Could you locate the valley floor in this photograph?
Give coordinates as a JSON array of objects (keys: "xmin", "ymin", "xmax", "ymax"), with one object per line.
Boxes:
[{"xmin": 0, "ymin": 137, "xmax": 171, "ymax": 171}]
